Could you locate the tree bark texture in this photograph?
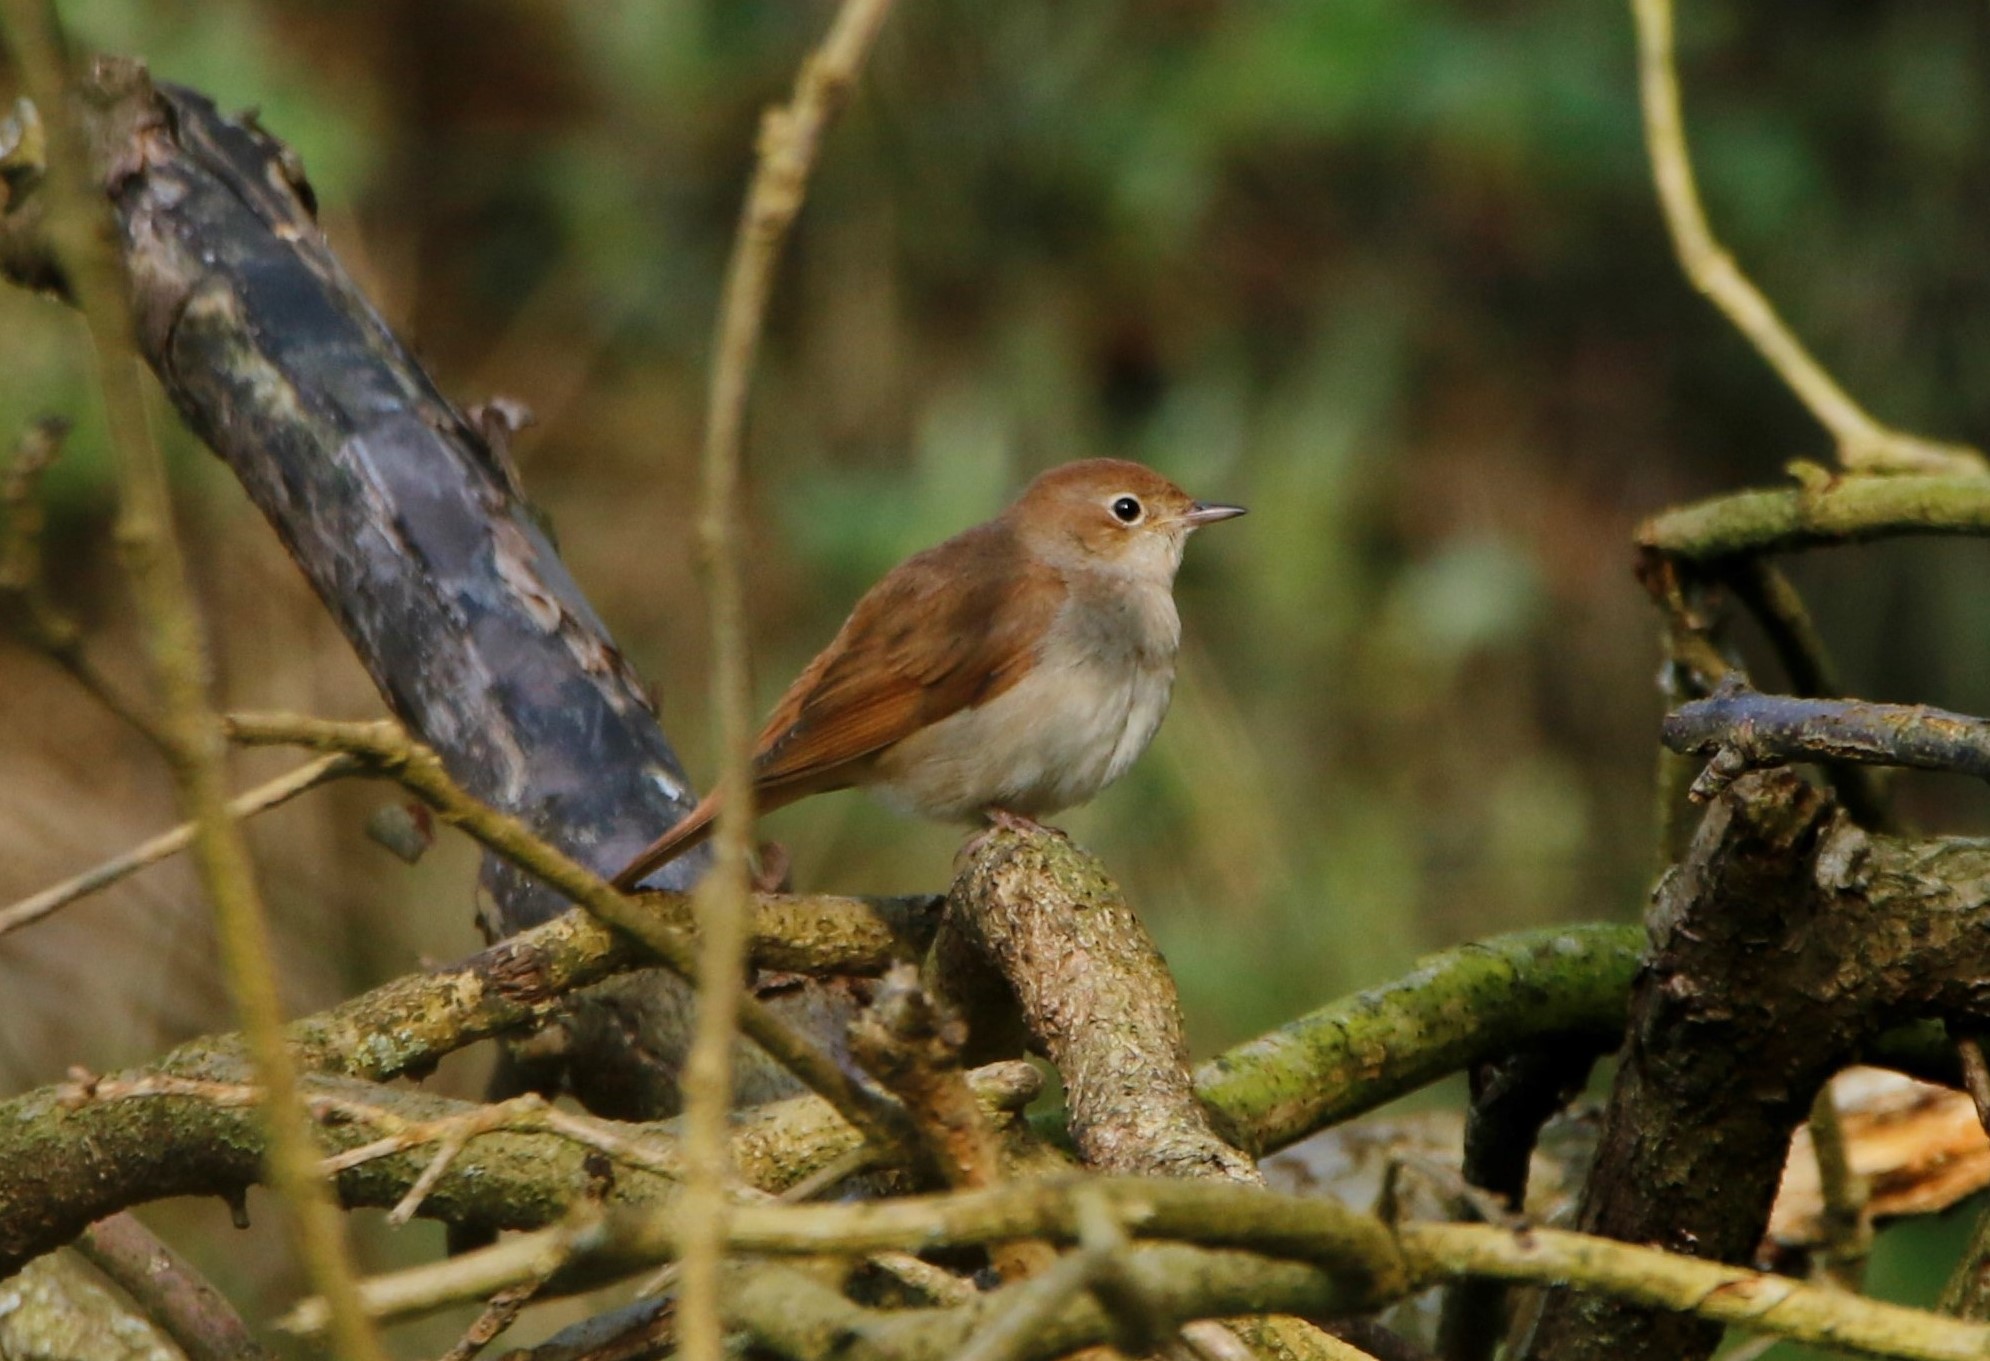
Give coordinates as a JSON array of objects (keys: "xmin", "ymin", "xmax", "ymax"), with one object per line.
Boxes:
[
  {"xmin": 1521, "ymin": 770, "xmax": 1990, "ymax": 1361},
  {"xmin": 938, "ymin": 828, "xmax": 1260, "ymax": 1182}
]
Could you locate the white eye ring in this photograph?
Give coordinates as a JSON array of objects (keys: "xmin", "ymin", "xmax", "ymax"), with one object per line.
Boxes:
[{"xmin": 1109, "ymin": 494, "xmax": 1144, "ymax": 524}]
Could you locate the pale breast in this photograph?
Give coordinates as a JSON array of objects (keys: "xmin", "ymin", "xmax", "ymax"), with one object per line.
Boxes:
[{"xmin": 864, "ymin": 576, "xmax": 1180, "ymax": 823}]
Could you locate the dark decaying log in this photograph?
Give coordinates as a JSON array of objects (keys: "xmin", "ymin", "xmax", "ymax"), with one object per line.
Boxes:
[{"xmin": 0, "ymin": 60, "xmax": 842, "ymax": 1117}]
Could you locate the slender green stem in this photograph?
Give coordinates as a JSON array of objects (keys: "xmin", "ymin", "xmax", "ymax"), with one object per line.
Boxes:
[
  {"xmin": 676, "ymin": 1, "xmax": 900, "ymax": 1352},
  {"xmin": 0, "ymin": 20, "xmax": 384, "ymax": 1361}
]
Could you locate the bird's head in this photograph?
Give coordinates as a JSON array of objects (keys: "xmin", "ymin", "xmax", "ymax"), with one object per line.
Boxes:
[{"xmin": 1008, "ymin": 458, "xmax": 1246, "ymax": 582}]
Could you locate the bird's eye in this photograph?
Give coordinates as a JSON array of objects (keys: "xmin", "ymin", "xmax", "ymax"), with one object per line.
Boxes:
[{"xmin": 1109, "ymin": 495, "xmax": 1144, "ymax": 524}]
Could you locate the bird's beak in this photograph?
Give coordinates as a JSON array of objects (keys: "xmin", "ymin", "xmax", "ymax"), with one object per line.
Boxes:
[{"xmin": 1184, "ymin": 501, "xmax": 1247, "ymax": 528}]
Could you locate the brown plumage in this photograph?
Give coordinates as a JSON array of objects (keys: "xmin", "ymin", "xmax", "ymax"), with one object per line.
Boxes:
[{"xmin": 611, "ymin": 459, "xmax": 1243, "ymax": 890}]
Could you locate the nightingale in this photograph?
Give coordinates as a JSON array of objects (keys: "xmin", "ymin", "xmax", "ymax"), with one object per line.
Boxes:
[{"xmin": 611, "ymin": 458, "xmax": 1245, "ymax": 890}]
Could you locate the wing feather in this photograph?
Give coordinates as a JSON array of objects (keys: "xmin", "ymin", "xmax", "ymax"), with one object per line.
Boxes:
[{"xmin": 748, "ymin": 520, "xmax": 1060, "ymax": 798}]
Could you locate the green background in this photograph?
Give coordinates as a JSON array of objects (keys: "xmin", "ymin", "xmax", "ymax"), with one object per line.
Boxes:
[{"xmin": 5, "ymin": 1, "xmax": 1989, "ymax": 1353}]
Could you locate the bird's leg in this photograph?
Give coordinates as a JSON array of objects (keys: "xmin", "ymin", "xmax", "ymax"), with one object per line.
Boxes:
[{"xmin": 988, "ymin": 807, "xmax": 1057, "ymax": 836}]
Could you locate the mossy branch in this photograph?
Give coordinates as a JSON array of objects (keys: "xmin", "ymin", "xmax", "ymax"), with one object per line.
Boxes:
[
  {"xmin": 942, "ymin": 828, "xmax": 1261, "ymax": 1181},
  {"xmin": 1195, "ymin": 924, "xmax": 1640, "ymax": 1156},
  {"xmin": 1637, "ymin": 475, "xmax": 1990, "ymax": 565},
  {"xmin": 0, "ymin": 883, "xmax": 936, "ymax": 1270}
]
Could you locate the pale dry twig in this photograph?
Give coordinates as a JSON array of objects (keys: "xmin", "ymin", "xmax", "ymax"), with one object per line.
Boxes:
[{"xmin": 1632, "ymin": 0, "xmax": 1984, "ymax": 476}]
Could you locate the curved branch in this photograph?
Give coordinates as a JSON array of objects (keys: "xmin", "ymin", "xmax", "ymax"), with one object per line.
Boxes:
[
  {"xmin": 1196, "ymin": 925, "xmax": 1639, "ymax": 1156},
  {"xmin": 1637, "ymin": 476, "xmax": 1990, "ymax": 565},
  {"xmin": 1632, "ymin": 0, "xmax": 1982, "ymax": 475}
]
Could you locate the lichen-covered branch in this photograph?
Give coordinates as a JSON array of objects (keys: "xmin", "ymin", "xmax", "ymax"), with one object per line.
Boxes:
[
  {"xmin": 1405, "ymin": 1222, "xmax": 1990, "ymax": 1361},
  {"xmin": 1196, "ymin": 925, "xmax": 1639, "ymax": 1156},
  {"xmin": 330, "ymin": 1177, "xmax": 1990, "ymax": 1361},
  {"xmin": 1637, "ymin": 475, "xmax": 1990, "ymax": 565},
  {"xmin": 224, "ymin": 710, "xmax": 919, "ymax": 1155},
  {"xmin": 328, "ymin": 1175, "xmax": 1409, "ymax": 1320},
  {"xmin": 935, "ymin": 829, "xmax": 1354, "ymax": 1361},
  {"xmin": 0, "ymin": 887, "xmax": 937, "ymax": 1269},
  {"xmin": 0, "ymin": 1041, "xmax": 1039, "ymax": 1278}
]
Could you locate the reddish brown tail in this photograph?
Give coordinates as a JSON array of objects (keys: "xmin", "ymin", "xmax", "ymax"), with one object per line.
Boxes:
[{"xmin": 609, "ymin": 793, "xmax": 720, "ymax": 890}]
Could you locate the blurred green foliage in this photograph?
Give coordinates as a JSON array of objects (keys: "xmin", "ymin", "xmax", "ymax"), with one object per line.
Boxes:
[{"xmin": 4, "ymin": 0, "xmax": 1990, "ymax": 1341}]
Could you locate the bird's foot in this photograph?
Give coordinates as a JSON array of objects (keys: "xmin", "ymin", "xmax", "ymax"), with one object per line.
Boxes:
[
  {"xmin": 988, "ymin": 807, "xmax": 1060, "ymax": 836},
  {"xmin": 960, "ymin": 808, "xmax": 1065, "ymax": 861}
]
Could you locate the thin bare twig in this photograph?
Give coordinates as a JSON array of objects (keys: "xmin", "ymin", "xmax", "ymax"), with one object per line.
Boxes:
[
  {"xmin": 0, "ymin": 17, "xmax": 385, "ymax": 1361},
  {"xmin": 223, "ymin": 710, "xmax": 918, "ymax": 1156},
  {"xmin": 676, "ymin": 3, "xmax": 898, "ymax": 1357},
  {"xmin": 1631, "ymin": 0, "xmax": 1984, "ymax": 476},
  {"xmin": 439, "ymin": 1281, "xmax": 545, "ymax": 1361},
  {"xmin": 316, "ymin": 1092, "xmax": 690, "ymax": 1214},
  {"xmin": 1806, "ymin": 1076, "xmax": 1872, "ymax": 1291},
  {"xmin": 74, "ymin": 1212, "xmax": 272, "ymax": 1361},
  {"xmin": 0, "ymin": 414, "xmax": 169, "ymax": 745},
  {"xmin": 0, "ymin": 753, "xmax": 356, "ymax": 937}
]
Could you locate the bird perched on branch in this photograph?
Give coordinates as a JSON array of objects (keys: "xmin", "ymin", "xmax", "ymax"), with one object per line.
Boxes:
[{"xmin": 611, "ymin": 459, "xmax": 1245, "ymax": 889}]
